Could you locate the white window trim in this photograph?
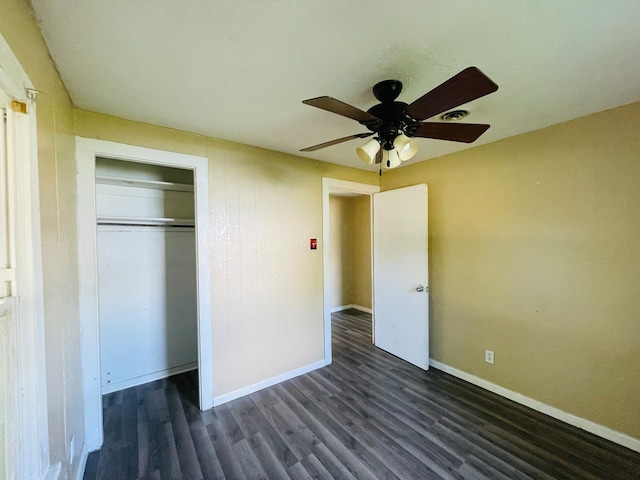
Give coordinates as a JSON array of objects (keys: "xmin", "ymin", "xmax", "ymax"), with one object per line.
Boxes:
[{"xmin": 0, "ymin": 33, "xmax": 51, "ymax": 479}]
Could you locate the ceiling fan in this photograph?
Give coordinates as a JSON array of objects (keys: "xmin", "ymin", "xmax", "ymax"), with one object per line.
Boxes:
[{"xmin": 301, "ymin": 67, "xmax": 499, "ymax": 169}]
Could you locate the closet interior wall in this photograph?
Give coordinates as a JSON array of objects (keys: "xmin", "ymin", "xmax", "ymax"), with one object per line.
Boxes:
[{"xmin": 94, "ymin": 157, "xmax": 198, "ymax": 394}]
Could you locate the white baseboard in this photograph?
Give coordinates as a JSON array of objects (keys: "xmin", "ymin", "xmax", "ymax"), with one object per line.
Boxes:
[
  {"xmin": 351, "ymin": 305, "xmax": 373, "ymax": 314},
  {"xmin": 44, "ymin": 462, "xmax": 61, "ymax": 480},
  {"xmin": 429, "ymin": 359, "xmax": 640, "ymax": 453},
  {"xmin": 101, "ymin": 362, "xmax": 198, "ymax": 394},
  {"xmin": 213, "ymin": 359, "xmax": 328, "ymax": 406},
  {"xmin": 330, "ymin": 304, "xmax": 372, "ymax": 314},
  {"xmin": 73, "ymin": 442, "xmax": 89, "ymax": 480},
  {"xmin": 331, "ymin": 305, "xmax": 352, "ymax": 313}
]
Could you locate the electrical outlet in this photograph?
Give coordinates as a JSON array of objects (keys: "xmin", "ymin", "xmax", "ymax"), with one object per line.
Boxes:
[{"xmin": 485, "ymin": 350, "xmax": 495, "ymax": 364}]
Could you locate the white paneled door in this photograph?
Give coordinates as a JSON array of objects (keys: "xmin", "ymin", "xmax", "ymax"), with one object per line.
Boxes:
[
  {"xmin": 373, "ymin": 184, "xmax": 429, "ymax": 369},
  {"xmin": 0, "ymin": 93, "xmax": 18, "ymax": 480}
]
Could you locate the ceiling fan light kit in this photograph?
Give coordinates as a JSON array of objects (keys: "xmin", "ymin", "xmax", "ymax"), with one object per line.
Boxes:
[
  {"xmin": 301, "ymin": 67, "xmax": 499, "ymax": 169},
  {"xmin": 385, "ymin": 148, "xmax": 402, "ymax": 169},
  {"xmin": 356, "ymin": 137, "xmax": 381, "ymax": 165},
  {"xmin": 393, "ymin": 133, "xmax": 419, "ymax": 162}
]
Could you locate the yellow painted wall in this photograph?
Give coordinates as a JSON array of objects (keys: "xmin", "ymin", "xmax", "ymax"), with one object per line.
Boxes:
[
  {"xmin": 329, "ymin": 196, "xmax": 353, "ymax": 309},
  {"xmin": 75, "ymin": 109, "xmax": 378, "ymax": 395},
  {"xmin": 351, "ymin": 195, "xmax": 372, "ymax": 309},
  {"xmin": 0, "ymin": 0, "xmax": 84, "ymax": 478},
  {"xmin": 381, "ymin": 101, "xmax": 640, "ymax": 439},
  {"xmin": 328, "ymin": 195, "xmax": 372, "ymax": 310}
]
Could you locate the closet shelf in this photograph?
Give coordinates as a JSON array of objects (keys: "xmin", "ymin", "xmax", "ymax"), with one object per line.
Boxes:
[
  {"xmin": 97, "ymin": 216, "xmax": 195, "ymax": 226},
  {"xmin": 95, "ymin": 175, "xmax": 194, "ymax": 192}
]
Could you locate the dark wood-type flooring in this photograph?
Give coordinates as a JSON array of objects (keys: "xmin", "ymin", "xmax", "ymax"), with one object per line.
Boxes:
[{"xmin": 84, "ymin": 309, "xmax": 640, "ymax": 479}]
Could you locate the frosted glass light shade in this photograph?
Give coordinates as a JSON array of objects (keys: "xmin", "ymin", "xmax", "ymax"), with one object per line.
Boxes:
[
  {"xmin": 356, "ymin": 138, "xmax": 380, "ymax": 165},
  {"xmin": 393, "ymin": 134, "xmax": 419, "ymax": 161},
  {"xmin": 385, "ymin": 148, "xmax": 401, "ymax": 169}
]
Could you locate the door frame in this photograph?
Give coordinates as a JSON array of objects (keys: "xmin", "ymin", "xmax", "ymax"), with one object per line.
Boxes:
[
  {"xmin": 321, "ymin": 178, "xmax": 379, "ymax": 363},
  {"xmin": 76, "ymin": 138, "xmax": 213, "ymax": 451},
  {"xmin": 0, "ymin": 34, "xmax": 52, "ymax": 479}
]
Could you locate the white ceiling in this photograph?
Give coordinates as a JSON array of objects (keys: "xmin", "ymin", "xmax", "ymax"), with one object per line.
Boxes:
[{"xmin": 30, "ymin": 0, "xmax": 640, "ymax": 171}]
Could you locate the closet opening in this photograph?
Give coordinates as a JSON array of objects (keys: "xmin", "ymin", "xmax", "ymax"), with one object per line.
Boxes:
[
  {"xmin": 76, "ymin": 138, "xmax": 212, "ymax": 451},
  {"xmin": 94, "ymin": 157, "xmax": 199, "ymax": 397}
]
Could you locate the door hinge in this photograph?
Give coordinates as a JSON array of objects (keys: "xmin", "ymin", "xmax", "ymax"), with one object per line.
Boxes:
[{"xmin": 11, "ymin": 100, "xmax": 27, "ymax": 114}]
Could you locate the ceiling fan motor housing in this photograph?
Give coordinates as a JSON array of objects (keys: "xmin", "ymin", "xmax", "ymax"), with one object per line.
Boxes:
[
  {"xmin": 372, "ymin": 79, "xmax": 403, "ymax": 102},
  {"xmin": 365, "ymin": 90, "xmax": 421, "ymax": 148}
]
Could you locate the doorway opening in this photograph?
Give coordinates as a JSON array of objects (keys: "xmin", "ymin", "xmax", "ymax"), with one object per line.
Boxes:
[
  {"xmin": 77, "ymin": 138, "xmax": 212, "ymax": 451},
  {"xmin": 322, "ymin": 178, "xmax": 379, "ymax": 364}
]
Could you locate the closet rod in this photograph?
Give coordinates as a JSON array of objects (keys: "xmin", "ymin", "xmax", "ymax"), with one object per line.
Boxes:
[
  {"xmin": 97, "ymin": 222, "xmax": 195, "ymax": 228},
  {"xmin": 96, "ymin": 216, "xmax": 195, "ymax": 227}
]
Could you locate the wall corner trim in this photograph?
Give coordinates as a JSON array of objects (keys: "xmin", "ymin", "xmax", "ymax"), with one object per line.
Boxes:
[
  {"xmin": 429, "ymin": 359, "xmax": 640, "ymax": 453},
  {"xmin": 213, "ymin": 359, "xmax": 329, "ymax": 407}
]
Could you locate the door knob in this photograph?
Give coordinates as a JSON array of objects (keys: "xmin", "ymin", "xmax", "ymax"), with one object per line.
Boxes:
[{"xmin": 416, "ymin": 285, "xmax": 425, "ymax": 292}]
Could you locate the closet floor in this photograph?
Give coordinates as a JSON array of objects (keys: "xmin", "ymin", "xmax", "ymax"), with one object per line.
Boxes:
[{"xmin": 83, "ymin": 309, "xmax": 640, "ymax": 479}]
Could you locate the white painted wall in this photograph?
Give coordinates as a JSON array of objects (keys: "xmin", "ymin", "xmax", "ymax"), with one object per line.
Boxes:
[{"xmin": 97, "ymin": 226, "xmax": 197, "ymax": 392}]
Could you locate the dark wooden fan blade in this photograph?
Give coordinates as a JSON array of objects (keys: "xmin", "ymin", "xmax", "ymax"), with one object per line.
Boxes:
[
  {"xmin": 303, "ymin": 96, "xmax": 379, "ymax": 123},
  {"xmin": 375, "ymin": 148, "xmax": 383, "ymax": 164},
  {"xmin": 413, "ymin": 122, "xmax": 491, "ymax": 143},
  {"xmin": 405, "ymin": 67, "xmax": 498, "ymax": 120},
  {"xmin": 301, "ymin": 132, "xmax": 373, "ymax": 152}
]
